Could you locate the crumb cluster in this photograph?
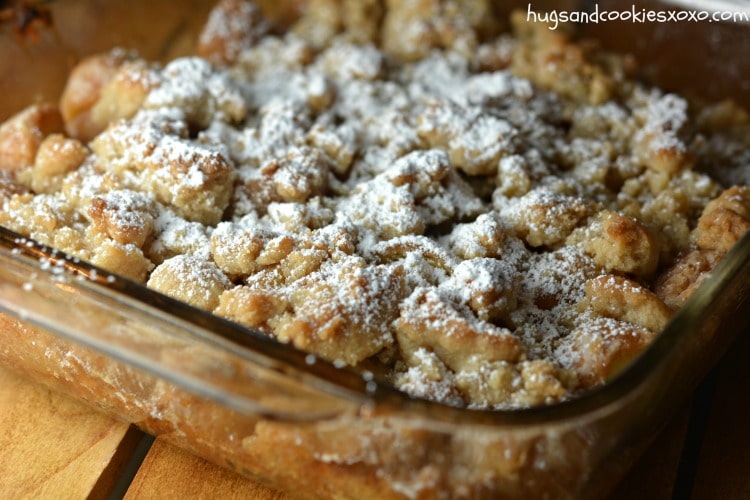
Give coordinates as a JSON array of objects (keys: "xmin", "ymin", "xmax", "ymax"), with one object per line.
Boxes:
[{"xmin": 1, "ymin": 0, "xmax": 749, "ymax": 409}]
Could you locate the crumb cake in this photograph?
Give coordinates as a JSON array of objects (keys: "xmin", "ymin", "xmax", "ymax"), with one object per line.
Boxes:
[{"xmin": 1, "ymin": 0, "xmax": 749, "ymax": 415}]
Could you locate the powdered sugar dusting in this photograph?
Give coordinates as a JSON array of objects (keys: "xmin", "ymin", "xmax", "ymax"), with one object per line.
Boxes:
[{"xmin": 3, "ymin": 5, "xmax": 747, "ymax": 412}]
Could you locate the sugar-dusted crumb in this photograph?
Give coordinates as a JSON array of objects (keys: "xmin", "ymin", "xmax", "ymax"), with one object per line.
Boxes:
[{"xmin": 1, "ymin": 1, "xmax": 749, "ymax": 410}]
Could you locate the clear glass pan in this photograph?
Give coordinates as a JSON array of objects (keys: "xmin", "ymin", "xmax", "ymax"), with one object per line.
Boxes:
[
  {"xmin": 1, "ymin": 225, "xmax": 749, "ymax": 497},
  {"xmin": 1, "ymin": 0, "xmax": 750, "ymax": 497}
]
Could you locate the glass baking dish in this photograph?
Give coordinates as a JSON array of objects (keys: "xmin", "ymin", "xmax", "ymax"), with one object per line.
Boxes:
[
  {"xmin": 1, "ymin": 222, "xmax": 749, "ymax": 498},
  {"xmin": 1, "ymin": 0, "xmax": 750, "ymax": 497}
]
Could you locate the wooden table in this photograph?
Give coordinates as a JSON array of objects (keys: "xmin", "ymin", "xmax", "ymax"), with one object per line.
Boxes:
[{"xmin": 2, "ymin": 331, "xmax": 749, "ymax": 500}]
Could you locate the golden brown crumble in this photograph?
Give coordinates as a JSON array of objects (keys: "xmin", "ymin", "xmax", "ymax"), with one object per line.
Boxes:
[{"xmin": 1, "ymin": 1, "xmax": 749, "ymax": 410}]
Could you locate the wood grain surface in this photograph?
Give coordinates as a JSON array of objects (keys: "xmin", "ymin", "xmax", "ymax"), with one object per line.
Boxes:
[
  {"xmin": 0, "ymin": 366, "xmax": 140, "ymax": 500},
  {"xmin": 691, "ymin": 330, "xmax": 750, "ymax": 499},
  {"xmin": 124, "ymin": 440, "xmax": 285, "ymax": 500}
]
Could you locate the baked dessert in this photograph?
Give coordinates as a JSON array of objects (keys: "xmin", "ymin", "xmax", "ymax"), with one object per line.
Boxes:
[
  {"xmin": 1, "ymin": 2, "xmax": 750, "ymax": 498},
  {"xmin": 1, "ymin": 0, "xmax": 749, "ymax": 413}
]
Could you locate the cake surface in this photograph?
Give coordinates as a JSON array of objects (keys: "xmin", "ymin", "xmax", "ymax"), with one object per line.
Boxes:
[{"xmin": 1, "ymin": 0, "xmax": 749, "ymax": 411}]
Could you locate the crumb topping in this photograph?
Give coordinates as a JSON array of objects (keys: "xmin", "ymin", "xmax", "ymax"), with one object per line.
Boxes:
[{"xmin": 1, "ymin": 2, "xmax": 749, "ymax": 410}]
